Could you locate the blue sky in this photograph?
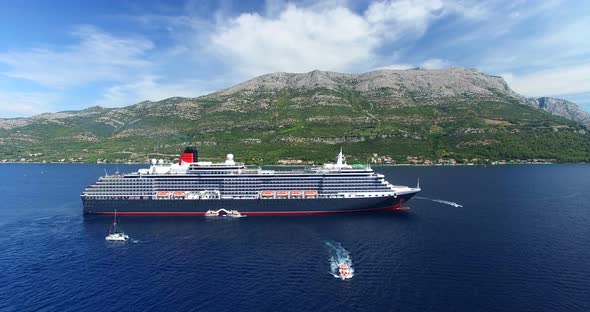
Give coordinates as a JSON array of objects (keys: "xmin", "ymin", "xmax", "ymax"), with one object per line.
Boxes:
[{"xmin": 0, "ymin": 0, "xmax": 589, "ymax": 117}]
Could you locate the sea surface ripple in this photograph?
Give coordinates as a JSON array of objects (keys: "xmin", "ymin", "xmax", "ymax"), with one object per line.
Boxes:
[{"xmin": 0, "ymin": 164, "xmax": 589, "ymax": 311}]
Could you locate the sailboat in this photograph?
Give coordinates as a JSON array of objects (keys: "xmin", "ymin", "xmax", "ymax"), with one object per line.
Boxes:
[{"xmin": 105, "ymin": 209, "xmax": 129, "ymax": 241}]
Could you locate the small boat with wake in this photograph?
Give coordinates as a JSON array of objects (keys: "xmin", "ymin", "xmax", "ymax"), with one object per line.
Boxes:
[
  {"xmin": 338, "ymin": 263, "xmax": 353, "ymax": 280},
  {"xmin": 205, "ymin": 209, "xmax": 245, "ymax": 218},
  {"xmin": 105, "ymin": 210, "xmax": 129, "ymax": 241}
]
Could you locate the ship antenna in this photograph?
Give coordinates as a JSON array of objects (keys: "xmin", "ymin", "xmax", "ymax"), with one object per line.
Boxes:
[
  {"xmin": 336, "ymin": 147, "xmax": 344, "ymax": 166},
  {"xmin": 104, "ymin": 169, "xmax": 108, "ymax": 177}
]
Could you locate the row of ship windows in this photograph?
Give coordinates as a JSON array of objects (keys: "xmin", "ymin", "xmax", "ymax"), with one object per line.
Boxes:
[
  {"xmin": 90, "ymin": 185, "xmax": 391, "ymax": 190},
  {"xmin": 86, "ymin": 191, "xmax": 392, "ymax": 198},
  {"xmin": 95, "ymin": 181, "xmax": 385, "ymax": 187},
  {"xmin": 86, "ymin": 193, "xmax": 387, "ymax": 201},
  {"xmin": 99, "ymin": 179, "xmax": 383, "ymax": 185},
  {"xmin": 90, "ymin": 185, "xmax": 390, "ymax": 190},
  {"xmin": 88, "ymin": 187, "xmax": 391, "ymax": 193},
  {"xmin": 86, "ymin": 185, "xmax": 389, "ymax": 192},
  {"xmin": 94, "ymin": 183, "xmax": 383, "ymax": 188},
  {"xmin": 95, "ymin": 184, "xmax": 385, "ymax": 189},
  {"xmin": 86, "ymin": 192, "xmax": 389, "ymax": 199},
  {"xmin": 132, "ymin": 174, "xmax": 378, "ymax": 177},
  {"xmin": 87, "ymin": 191, "xmax": 392, "ymax": 196},
  {"xmin": 86, "ymin": 188, "xmax": 392, "ymax": 195},
  {"xmin": 92, "ymin": 184, "xmax": 386, "ymax": 188},
  {"xmin": 133, "ymin": 173, "xmax": 375, "ymax": 177},
  {"xmin": 91, "ymin": 186, "xmax": 387, "ymax": 191},
  {"xmin": 109, "ymin": 175, "xmax": 378, "ymax": 183}
]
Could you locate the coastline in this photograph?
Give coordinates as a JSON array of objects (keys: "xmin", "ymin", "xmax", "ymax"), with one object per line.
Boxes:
[{"xmin": 0, "ymin": 161, "xmax": 585, "ymax": 166}]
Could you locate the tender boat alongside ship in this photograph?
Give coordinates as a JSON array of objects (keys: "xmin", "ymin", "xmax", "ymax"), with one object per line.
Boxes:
[
  {"xmin": 205, "ymin": 208, "xmax": 245, "ymax": 218},
  {"xmin": 82, "ymin": 147, "xmax": 420, "ymax": 216}
]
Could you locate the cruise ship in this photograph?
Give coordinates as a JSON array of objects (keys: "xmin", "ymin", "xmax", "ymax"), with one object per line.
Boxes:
[{"xmin": 81, "ymin": 147, "xmax": 420, "ymax": 216}]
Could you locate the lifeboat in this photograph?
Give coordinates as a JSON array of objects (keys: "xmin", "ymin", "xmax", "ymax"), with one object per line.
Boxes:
[
  {"xmin": 304, "ymin": 190, "xmax": 318, "ymax": 196},
  {"xmin": 261, "ymin": 191, "xmax": 274, "ymax": 197},
  {"xmin": 338, "ymin": 263, "xmax": 352, "ymax": 280},
  {"xmin": 173, "ymin": 191, "xmax": 185, "ymax": 197},
  {"xmin": 290, "ymin": 191, "xmax": 303, "ymax": 196},
  {"xmin": 276, "ymin": 191, "xmax": 289, "ymax": 197},
  {"xmin": 157, "ymin": 191, "xmax": 170, "ymax": 197}
]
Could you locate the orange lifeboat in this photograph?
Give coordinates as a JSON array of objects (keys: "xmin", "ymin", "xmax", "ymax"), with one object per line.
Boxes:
[
  {"xmin": 290, "ymin": 191, "xmax": 303, "ymax": 196},
  {"xmin": 304, "ymin": 190, "xmax": 318, "ymax": 196},
  {"xmin": 173, "ymin": 191, "xmax": 185, "ymax": 197},
  {"xmin": 276, "ymin": 191, "xmax": 289, "ymax": 197},
  {"xmin": 261, "ymin": 191, "xmax": 274, "ymax": 197},
  {"xmin": 157, "ymin": 191, "xmax": 170, "ymax": 197}
]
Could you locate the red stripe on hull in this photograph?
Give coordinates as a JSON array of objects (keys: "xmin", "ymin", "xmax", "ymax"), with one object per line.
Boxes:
[{"xmin": 89, "ymin": 205, "xmax": 407, "ymax": 216}]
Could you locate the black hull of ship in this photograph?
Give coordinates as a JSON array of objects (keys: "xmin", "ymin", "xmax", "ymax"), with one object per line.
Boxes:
[{"xmin": 82, "ymin": 192, "xmax": 418, "ymax": 216}]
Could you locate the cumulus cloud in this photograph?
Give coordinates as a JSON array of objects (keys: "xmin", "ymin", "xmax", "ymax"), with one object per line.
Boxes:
[
  {"xmin": 377, "ymin": 58, "xmax": 450, "ymax": 70},
  {"xmin": 209, "ymin": 1, "xmax": 470, "ymax": 77},
  {"xmin": 0, "ymin": 25, "xmax": 153, "ymax": 88},
  {"xmin": 376, "ymin": 63, "xmax": 415, "ymax": 70},
  {"xmin": 0, "ymin": 91, "xmax": 59, "ymax": 118},
  {"xmin": 210, "ymin": 4, "xmax": 377, "ymax": 76},
  {"xmin": 502, "ymin": 64, "xmax": 590, "ymax": 97},
  {"xmin": 93, "ymin": 76, "xmax": 211, "ymax": 108},
  {"xmin": 3, "ymin": 0, "xmax": 587, "ymax": 117},
  {"xmin": 365, "ymin": 0, "xmax": 445, "ymax": 39},
  {"xmin": 420, "ymin": 58, "xmax": 450, "ymax": 69}
]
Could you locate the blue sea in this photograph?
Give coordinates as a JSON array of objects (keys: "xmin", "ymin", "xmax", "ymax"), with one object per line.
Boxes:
[{"xmin": 1, "ymin": 164, "xmax": 589, "ymax": 312}]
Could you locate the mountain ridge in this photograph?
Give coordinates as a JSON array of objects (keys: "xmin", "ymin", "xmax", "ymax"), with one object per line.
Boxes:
[
  {"xmin": 528, "ymin": 97, "xmax": 590, "ymax": 126},
  {"xmin": 5, "ymin": 67, "xmax": 587, "ymax": 124},
  {"xmin": 212, "ymin": 67, "xmax": 520, "ymax": 98},
  {"xmin": 1, "ymin": 67, "xmax": 589, "ymax": 164}
]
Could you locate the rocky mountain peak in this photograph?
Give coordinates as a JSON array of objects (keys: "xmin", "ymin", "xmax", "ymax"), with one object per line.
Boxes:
[
  {"xmin": 531, "ymin": 97, "xmax": 590, "ymax": 126},
  {"xmin": 213, "ymin": 67, "xmax": 520, "ymax": 100},
  {"xmin": 1, "ymin": 67, "xmax": 588, "ymax": 130}
]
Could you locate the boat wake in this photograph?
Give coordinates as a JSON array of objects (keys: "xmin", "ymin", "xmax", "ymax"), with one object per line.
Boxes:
[
  {"xmin": 415, "ymin": 196, "xmax": 463, "ymax": 207},
  {"xmin": 325, "ymin": 241, "xmax": 354, "ymax": 279}
]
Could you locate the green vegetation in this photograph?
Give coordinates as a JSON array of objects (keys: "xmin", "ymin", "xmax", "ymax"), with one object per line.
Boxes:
[{"xmin": 1, "ymin": 87, "xmax": 589, "ymax": 165}]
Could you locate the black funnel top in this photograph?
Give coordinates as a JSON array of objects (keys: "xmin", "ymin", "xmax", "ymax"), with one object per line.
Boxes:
[{"xmin": 183, "ymin": 146, "xmax": 198, "ymax": 163}]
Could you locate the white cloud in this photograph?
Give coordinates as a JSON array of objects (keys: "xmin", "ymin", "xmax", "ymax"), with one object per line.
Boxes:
[
  {"xmin": 376, "ymin": 58, "xmax": 450, "ymax": 70},
  {"xmin": 376, "ymin": 63, "xmax": 415, "ymax": 70},
  {"xmin": 430, "ymin": 1, "xmax": 590, "ymax": 106},
  {"xmin": 420, "ymin": 58, "xmax": 450, "ymax": 69},
  {"xmin": 0, "ymin": 25, "xmax": 153, "ymax": 88},
  {"xmin": 210, "ymin": 4, "xmax": 377, "ymax": 77},
  {"xmin": 0, "ymin": 91, "xmax": 59, "ymax": 118},
  {"xmin": 365, "ymin": 0, "xmax": 445, "ymax": 39},
  {"xmin": 459, "ymin": 1, "xmax": 588, "ymax": 76},
  {"xmin": 7, "ymin": 0, "xmax": 587, "ymax": 118},
  {"xmin": 93, "ymin": 75, "xmax": 211, "ymax": 108},
  {"xmin": 502, "ymin": 64, "xmax": 590, "ymax": 97},
  {"xmin": 209, "ymin": 1, "xmax": 471, "ymax": 77}
]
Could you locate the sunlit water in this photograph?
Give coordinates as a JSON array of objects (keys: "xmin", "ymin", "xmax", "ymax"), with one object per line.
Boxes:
[{"xmin": 1, "ymin": 164, "xmax": 589, "ymax": 311}]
